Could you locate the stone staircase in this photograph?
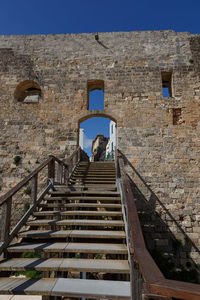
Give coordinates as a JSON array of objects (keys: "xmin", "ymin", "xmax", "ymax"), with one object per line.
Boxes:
[{"xmin": 0, "ymin": 162, "xmax": 130, "ymax": 299}]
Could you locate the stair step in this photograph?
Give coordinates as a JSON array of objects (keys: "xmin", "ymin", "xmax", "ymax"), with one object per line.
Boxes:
[
  {"xmin": 76, "ymin": 168, "xmax": 115, "ymax": 171},
  {"xmin": 18, "ymin": 229, "xmax": 126, "ymax": 239},
  {"xmin": 78, "ymin": 163, "xmax": 115, "ymax": 166},
  {"xmin": 0, "ymin": 278, "xmax": 130, "ymax": 299},
  {"xmin": 70, "ymin": 179, "xmax": 116, "ymax": 182},
  {"xmin": 27, "ymin": 219, "xmax": 124, "ymax": 227},
  {"xmin": 44, "ymin": 196, "xmax": 121, "ymax": 202},
  {"xmin": 74, "ymin": 171, "xmax": 116, "ymax": 174},
  {"xmin": 50, "ymin": 190, "xmax": 119, "ymax": 196},
  {"xmin": 70, "ymin": 180, "xmax": 116, "ymax": 183},
  {"xmin": 75, "ymin": 170, "xmax": 115, "ymax": 173},
  {"xmin": 71, "ymin": 174, "xmax": 116, "ymax": 178},
  {"xmin": 33, "ymin": 210, "xmax": 122, "ymax": 217},
  {"xmin": 60, "ymin": 185, "xmax": 117, "ymax": 191},
  {"xmin": 39, "ymin": 203, "xmax": 121, "ymax": 209},
  {"xmin": 78, "ymin": 166, "xmax": 115, "ymax": 169},
  {"xmin": 0, "ymin": 160, "xmax": 130, "ymax": 298},
  {"xmin": 0, "ymin": 258, "xmax": 129, "ymax": 273},
  {"xmin": 8, "ymin": 242, "xmax": 127, "ymax": 254}
]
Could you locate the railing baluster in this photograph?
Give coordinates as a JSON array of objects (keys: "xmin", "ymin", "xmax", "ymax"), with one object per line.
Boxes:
[
  {"xmin": 31, "ymin": 174, "xmax": 38, "ymax": 204},
  {"xmin": 0, "ymin": 196, "xmax": 12, "ymax": 242}
]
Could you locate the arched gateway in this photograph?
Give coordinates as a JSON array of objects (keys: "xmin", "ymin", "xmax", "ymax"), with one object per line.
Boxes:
[{"xmin": 77, "ymin": 110, "xmax": 117, "ymax": 158}]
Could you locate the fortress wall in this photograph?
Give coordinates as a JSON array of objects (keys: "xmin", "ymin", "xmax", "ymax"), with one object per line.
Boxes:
[{"xmin": 0, "ymin": 30, "xmax": 200, "ymax": 260}]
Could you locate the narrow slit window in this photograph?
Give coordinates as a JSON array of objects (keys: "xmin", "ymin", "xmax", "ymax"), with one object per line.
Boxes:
[
  {"xmin": 162, "ymin": 72, "xmax": 172, "ymax": 98},
  {"xmin": 88, "ymin": 80, "xmax": 104, "ymax": 110}
]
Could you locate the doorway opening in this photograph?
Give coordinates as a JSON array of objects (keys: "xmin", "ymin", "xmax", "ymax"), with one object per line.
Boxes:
[{"xmin": 79, "ymin": 116, "xmax": 116, "ymax": 161}]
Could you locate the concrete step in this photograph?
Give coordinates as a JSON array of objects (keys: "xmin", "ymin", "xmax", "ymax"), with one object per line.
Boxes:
[
  {"xmin": 8, "ymin": 242, "xmax": 127, "ymax": 254},
  {"xmin": 0, "ymin": 278, "xmax": 130, "ymax": 299},
  {"xmin": 18, "ymin": 229, "xmax": 126, "ymax": 239},
  {"xmin": 33, "ymin": 210, "xmax": 122, "ymax": 217},
  {"xmin": 27, "ymin": 219, "xmax": 124, "ymax": 227},
  {"xmin": 0, "ymin": 258, "xmax": 130, "ymax": 273}
]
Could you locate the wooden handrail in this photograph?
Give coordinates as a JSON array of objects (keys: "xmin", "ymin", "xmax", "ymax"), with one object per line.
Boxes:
[
  {"xmin": 150, "ymin": 279, "xmax": 200, "ymax": 300},
  {"xmin": 65, "ymin": 146, "xmax": 81, "ymax": 163},
  {"xmin": 117, "ymin": 150, "xmax": 200, "ymax": 300},
  {"xmin": 50, "ymin": 155, "xmax": 69, "ymax": 167},
  {"xmin": 0, "ymin": 148, "xmax": 81, "ymax": 207},
  {"xmin": 0, "ymin": 147, "xmax": 84, "ymax": 247},
  {"xmin": 0, "ymin": 156, "xmax": 52, "ymax": 206}
]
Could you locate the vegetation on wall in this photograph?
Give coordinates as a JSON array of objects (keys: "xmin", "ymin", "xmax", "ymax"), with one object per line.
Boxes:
[{"xmin": 13, "ymin": 155, "xmax": 21, "ymax": 165}]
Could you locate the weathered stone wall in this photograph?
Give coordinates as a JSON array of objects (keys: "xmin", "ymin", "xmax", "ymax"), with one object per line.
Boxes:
[{"xmin": 0, "ymin": 30, "xmax": 200, "ymax": 261}]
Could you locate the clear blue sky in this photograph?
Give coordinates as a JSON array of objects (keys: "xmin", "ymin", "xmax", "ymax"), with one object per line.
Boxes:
[
  {"xmin": 1, "ymin": 0, "xmax": 199, "ymax": 156},
  {"xmin": 0, "ymin": 0, "xmax": 199, "ymax": 35}
]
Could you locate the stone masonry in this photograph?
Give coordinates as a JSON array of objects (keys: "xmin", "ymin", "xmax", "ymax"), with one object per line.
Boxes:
[{"xmin": 1, "ymin": 30, "xmax": 200, "ymax": 263}]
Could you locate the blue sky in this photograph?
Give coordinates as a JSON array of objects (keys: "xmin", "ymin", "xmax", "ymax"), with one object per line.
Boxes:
[
  {"xmin": 1, "ymin": 0, "xmax": 200, "ymax": 156},
  {"xmin": 0, "ymin": 0, "xmax": 200, "ymax": 35}
]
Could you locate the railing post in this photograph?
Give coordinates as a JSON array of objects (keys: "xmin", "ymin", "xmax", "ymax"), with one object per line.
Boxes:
[
  {"xmin": 68, "ymin": 162, "xmax": 72, "ymax": 178},
  {"xmin": 73, "ymin": 154, "xmax": 76, "ymax": 166},
  {"xmin": 58, "ymin": 162, "xmax": 63, "ymax": 184},
  {"xmin": 48, "ymin": 157, "xmax": 55, "ymax": 186},
  {"xmin": 130, "ymin": 257, "xmax": 143, "ymax": 300},
  {"xmin": 0, "ymin": 197, "xmax": 12, "ymax": 242},
  {"xmin": 64, "ymin": 166, "xmax": 69, "ymax": 184},
  {"xmin": 31, "ymin": 174, "xmax": 38, "ymax": 204},
  {"xmin": 78, "ymin": 147, "xmax": 81, "ymax": 162}
]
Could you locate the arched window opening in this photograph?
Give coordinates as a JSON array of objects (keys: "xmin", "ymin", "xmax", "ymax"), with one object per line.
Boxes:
[
  {"xmin": 14, "ymin": 80, "xmax": 41, "ymax": 103},
  {"xmin": 79, "ymin": 116, "xmax": 116, "ymax": 161},
  {"xmin": 87, "ymin": 80, "xmax": 104, "ymax": 110}
]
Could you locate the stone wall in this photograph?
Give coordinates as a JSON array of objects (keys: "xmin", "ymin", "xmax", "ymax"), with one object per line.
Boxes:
[{"xmin": 0, "ymin": 30, "xmax": 200, "ymax": 262}]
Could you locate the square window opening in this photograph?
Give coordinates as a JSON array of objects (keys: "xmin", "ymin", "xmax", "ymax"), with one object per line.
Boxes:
[
  {"xmin": 87, "ymin": 80, "xmax": 104, "ymax": 110},
  {"xmin": 162, "ymin": 73, "xmax": 172, "ymax": 98}
]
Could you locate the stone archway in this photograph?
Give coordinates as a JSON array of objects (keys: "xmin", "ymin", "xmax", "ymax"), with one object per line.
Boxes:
[{"xmin": 76, "ymin": 110, "xmax": 118, "ymax": 157}]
